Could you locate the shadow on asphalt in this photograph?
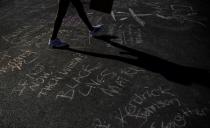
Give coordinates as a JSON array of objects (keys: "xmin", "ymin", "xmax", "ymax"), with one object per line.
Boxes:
[{"xmin": 55, "ymin": 34, "xmax": 210, "ymax": 87}]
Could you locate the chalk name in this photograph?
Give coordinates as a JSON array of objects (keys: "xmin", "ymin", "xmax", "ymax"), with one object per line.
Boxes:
[
  {"xmin": 0, "ymin": 50, "xmax": 39, "ymax": 75},
  {"xmin": 115, "ymin": 87, "xmax": 178, "ymax": 128}
]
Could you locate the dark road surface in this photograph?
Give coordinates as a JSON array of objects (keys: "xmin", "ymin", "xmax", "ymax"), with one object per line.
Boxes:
[{"xmin": 0, "ymin": 0, "xmax": 210, "ymax": 128}]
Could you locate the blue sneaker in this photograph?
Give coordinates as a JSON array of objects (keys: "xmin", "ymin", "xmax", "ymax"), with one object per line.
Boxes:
[
  {"xmin": 90, "ymin": 24, "xmax": 103, "ymax": 37},
  {"xmin": 48, "ymin": 38, "xmax": 69, "ymax": 48}
]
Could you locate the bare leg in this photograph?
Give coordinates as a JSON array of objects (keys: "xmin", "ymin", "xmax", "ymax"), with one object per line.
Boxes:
[{"xmin": 51, "ymin": 0, "xmax": 70, "ymax": 40}]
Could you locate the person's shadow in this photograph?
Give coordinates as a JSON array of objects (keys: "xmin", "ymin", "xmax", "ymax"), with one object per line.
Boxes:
[{"xmin": 57, "ymin": 35, "xmax": 210, "ymax": 87}]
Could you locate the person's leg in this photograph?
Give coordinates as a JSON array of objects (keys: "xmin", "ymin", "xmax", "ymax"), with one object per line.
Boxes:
[
  {"xmin": 51, "ymin": 0, "xmax": 70, "ymax": 40},
  {"xmin": 71, "ymin": 0, "xmax": 94, "ymax": 31}
]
